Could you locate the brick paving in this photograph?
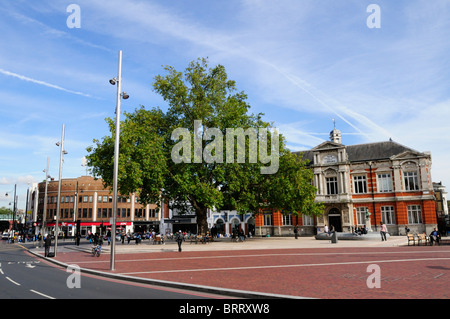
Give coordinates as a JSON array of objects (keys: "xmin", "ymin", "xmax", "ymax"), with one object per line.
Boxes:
[{"xmin": 28, "ymin": 236, "xmax": 450, "ymax": 299}]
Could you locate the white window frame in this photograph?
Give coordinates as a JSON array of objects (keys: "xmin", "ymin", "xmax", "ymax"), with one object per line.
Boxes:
[
  {"xmin": 356, "ymin": 207, "xmax": 367, "ymax": 225},
  {"xmin": 326, "ymin": 176, "xmax": 338, "ymax": 195},
  {"xmin": 353, "ymin": 175, "xmax": 367, "ymax": 194},
  {"xmin": 404, "ymin": 171, "xmax": 419, "ymax": 191},
  {"xmin": 303, "ymin": 214, "xmax": 314, "ymax": 226},
  {"xmin": 407, "ymin": 205, "xmax": 422, "ymax": 224},
  {"xmin": 282, "ymin": 212, "xmax": 293, "ymax": 226},
  {"xmin": 380, "ymin": 206, "xmax": 395, "ymax": 225},
  {"xmin": 377, "ymin": 173, "xmax": 393, "ymax": 193},
  {"xmin": 263, "ymin": 213, "xmax": 272, "ymax": 226}
]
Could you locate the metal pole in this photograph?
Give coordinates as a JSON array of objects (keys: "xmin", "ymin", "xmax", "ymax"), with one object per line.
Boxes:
[
  {"xmin": 110, "ymin": 50, "xmax": 122, "ymax": 271},
  {"xmin": 41, "ymin": 157, "xmax": 50, "ymax": 247},
  {"xmin": 55, "ymin": 124, "xmax": 65, "ymax": 257},
  {"xmin": 12, "ymin": 184, "xmax": 16, "ymax": 233}
]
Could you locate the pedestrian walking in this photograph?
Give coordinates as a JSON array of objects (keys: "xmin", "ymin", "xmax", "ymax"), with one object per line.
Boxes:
[
  {"xmin": 75, "ymin": 232, "xmax": 81, "ymax": 246},
  {"xmin": 294, "ymin": 224, "xmax": 299, "ymax": 239},
  {"xmin": 380, "ymin": 222, "xmax": 387, "ymax": 241},
  {"xmin": 44, "ymin": 234, "xmax": 52, "ymax": 257},
  {"xmin": 176, "ymin": 230, "xmax": 183, "ymax": 252},
  {"xmin": 324, "ymin": 224, "xmax": 329, "ymax": 236}
]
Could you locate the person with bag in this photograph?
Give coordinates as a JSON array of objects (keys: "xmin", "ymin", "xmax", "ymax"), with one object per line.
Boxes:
[
  {"xmin": 176, "ymin": 230, "xmax": 184, "ymax": 252},
  {"xmin": 44, "ymin": 234, "xmax": 52, "ymax": 257},
  {"xmin": 380, "ymin": 222, "xmax": 388, "ymax": 241}
]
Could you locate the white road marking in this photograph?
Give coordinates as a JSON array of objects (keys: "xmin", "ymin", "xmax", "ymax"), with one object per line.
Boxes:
[
  {"xmin": 6, "ymin": 276, "xmax": 21, "ymax": 286},
  {"xmin": 30, "ymin": 289, "xmax": 55, "ymax": 299},
  {"xmin": 70, "ymin": 249, "xmax": 450, "ymax": 265},
  {"xmin": 119, "ymin": 257, "xmax": 450, "ymax": 275}
]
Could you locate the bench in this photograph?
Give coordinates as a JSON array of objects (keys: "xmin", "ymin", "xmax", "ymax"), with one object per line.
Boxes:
[
  {"xmin": 417, "ymin": 233, "xmax": 429, "ymax": 246},
  {"xmin": 152, "ymin": 236, "xmax": 164, "ymax": 245},
  {"xmin": 202, "ymin": 235, "xmax": 213, "ymax": 244},
  {"xmin": 407, "ymin": 234, "xmax": 416, "ymax": 246},
  {"xmin": 190, "ymin": 235, "xmax": 199, "ymax": 244}
]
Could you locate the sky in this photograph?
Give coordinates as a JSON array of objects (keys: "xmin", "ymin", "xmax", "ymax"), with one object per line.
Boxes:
[{"xmin": 0, "ymin": 0, "xmax": 449, "ymax": 211}]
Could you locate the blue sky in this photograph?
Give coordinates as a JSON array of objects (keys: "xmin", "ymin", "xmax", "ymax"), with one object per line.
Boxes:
[{"xmin": 0, "ymin": 0, "xmax": 449, "ymax": 210}]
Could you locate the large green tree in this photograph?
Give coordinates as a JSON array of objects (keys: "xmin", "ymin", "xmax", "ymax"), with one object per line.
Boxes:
[{"xmin": 86, "ymin": 58, "xmax": 322, "ymax": 234}]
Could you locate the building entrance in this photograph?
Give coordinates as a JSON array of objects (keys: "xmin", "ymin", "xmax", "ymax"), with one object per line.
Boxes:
[{"xmin": 328, "ymin": 208, "xmax": 342, "ymax": 232}]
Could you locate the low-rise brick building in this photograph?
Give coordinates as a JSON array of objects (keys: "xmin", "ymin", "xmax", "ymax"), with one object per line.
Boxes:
[{"xmin": 32, "ymin": 176, "xmax": 160, "ymax": 237}]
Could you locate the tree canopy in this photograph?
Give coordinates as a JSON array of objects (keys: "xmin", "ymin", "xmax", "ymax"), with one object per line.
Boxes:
[{"xmin": 86, "ymin": 58, "xmax": 323, "ymax": 233}]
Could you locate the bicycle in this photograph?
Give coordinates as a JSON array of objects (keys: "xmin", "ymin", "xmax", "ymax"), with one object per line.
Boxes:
[{"xmin": 92, "ymin": 244, "xmax": 101, "ymax": 257}]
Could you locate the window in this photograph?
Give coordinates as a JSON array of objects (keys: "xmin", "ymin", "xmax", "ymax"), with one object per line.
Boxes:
[
  {"xmin": 282, "ymin": 212, "xmax": 293, "ymax": 226},
  {"xmin": 83, "ymin": 196, "xmax": 88, "ymax": 203},
  {"xmin": 326, "ymin": 177, "xmax": 338, "ymax": 195},
  {"xmin": 353, "ymin": 175, "xmax": 367, "ymax": 194},
  {"xmin": 356, "ymin": 207, "xmax": 367, "ymax": 225},
  {"xmin": 303, "ymin": 214, "xmax": 314, "ymax": 226},
  {"xmin": 377, "ymin": 173, "xmax": 393, "ymax": 192},
  {"xmin": 404, "ymin": 171, "xmax": 419, "ymax": 191},
  {"xmin": 380, "ymin": 206, "xmax": 395, "ymax": 225},
  {"xmin": 89, "ymin": 196, "xmax": 93, "ymax": 203},
  {"xmin": 407, "ymin": 205, "xmax": 422, "ymax": 224},
  {"xmin": 82, "ymin": 208, "xmax": 88, "ymax": 218},
  {"xmin": 103, "ymin": 196, "xmax": 108, "ymax": 203},
  {"xmin": 263, "ymin": 213, "xmax": 272, "ymax": 226}
]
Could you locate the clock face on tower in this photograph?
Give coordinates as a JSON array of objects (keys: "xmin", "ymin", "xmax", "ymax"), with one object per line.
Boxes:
[{"xmin": 323, "ymin": 155, "xmax": 337, "ymax": 164}]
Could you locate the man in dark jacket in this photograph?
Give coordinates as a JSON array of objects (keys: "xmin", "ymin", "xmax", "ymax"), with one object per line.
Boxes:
[
  {"xmin": 429, "ymin": 228, "xmax": 441, "ymax": 245},
  {"xmin": 44, "ymin": 234, "xmax": 52, "ymax": 257},
  {"xmin": 176, "ymin": 230, "xmax": 183, "ymax": 252}
]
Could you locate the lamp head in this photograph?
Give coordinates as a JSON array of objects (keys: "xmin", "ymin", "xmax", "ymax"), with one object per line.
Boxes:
[
  {"xmin": 122, "ymin": 92, "xmax": 129, "ymax": 99},
  {"xmin": 109, "ymin": 78, "xmax": 117, "ymax": 85}
]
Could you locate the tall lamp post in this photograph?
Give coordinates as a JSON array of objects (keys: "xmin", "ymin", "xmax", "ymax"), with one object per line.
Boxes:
[
  {"xmin": 40, "ymin": 157, "xmax": 51, "ymax": 247},
  {"xmin": 109, "ymin": 50, "xmax": 129, "ymax": 271},
  {"xmin": 5, "ymin": 185, "xmax": 17, "ymax": 235},
  {"xmin": 55, "ymin": 124, "xmax": 68, "ymax": 257}
]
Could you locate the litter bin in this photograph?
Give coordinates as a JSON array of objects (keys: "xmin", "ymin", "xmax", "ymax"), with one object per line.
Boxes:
[{"xmin": 331, "ymin": 231, "xmax": 338, "ymax": 244}]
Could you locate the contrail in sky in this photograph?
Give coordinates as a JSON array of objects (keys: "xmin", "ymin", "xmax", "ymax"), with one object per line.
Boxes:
[{"xmin": 0, "ymin": 68, "xmax": 93, "ymax": 98}]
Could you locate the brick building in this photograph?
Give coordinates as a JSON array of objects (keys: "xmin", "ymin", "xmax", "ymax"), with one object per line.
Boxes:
[
  {"xmin": 32, "ymin": 176, "xmax": 160, "ymax": 237},
  {"xmin": 255, "ymin": 128, "xmax": 437, "ymax": 236}
]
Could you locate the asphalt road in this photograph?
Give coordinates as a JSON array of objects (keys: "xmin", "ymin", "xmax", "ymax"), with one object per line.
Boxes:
[{"xmin": 0, "ymin": 240, "xmax": 223, "ymax": 299}]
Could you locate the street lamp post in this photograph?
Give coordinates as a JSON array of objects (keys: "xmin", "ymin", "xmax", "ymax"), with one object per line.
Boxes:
[
  {"xmin": 109, "ymin": 50, "xmax": 129, "ymax": 271},
  {"xmin": 55, "ymin": 124, "xmax": 67, "ymax": 257},
  {"xmin": 40, "ymin": 157, "xmax": 50, "ymax": 247}
]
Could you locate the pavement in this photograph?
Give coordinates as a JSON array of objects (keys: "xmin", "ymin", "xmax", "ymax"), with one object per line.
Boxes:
[{"xmin": 21, "ymin": 235, "xmax": 450, "ymax": 299}]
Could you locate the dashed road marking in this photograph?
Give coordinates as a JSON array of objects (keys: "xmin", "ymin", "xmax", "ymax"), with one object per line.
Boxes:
[
  {"xmin": 5, "ymin": 276, "xmax": 21, "ymax": 286},
  {"xmin": 30, "ymin": 289, "xmax": 55, "ymax": 299}
]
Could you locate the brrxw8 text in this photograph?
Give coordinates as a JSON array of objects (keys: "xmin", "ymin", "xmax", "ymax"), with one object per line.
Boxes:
[{"xmin": 223, "ymin": 303, "xmax": 270, "ymax": 314}]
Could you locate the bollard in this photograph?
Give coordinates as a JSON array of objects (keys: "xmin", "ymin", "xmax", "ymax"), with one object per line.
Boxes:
[{"xmin": 331, "ymin": 231, "xmax": 338, "ymax": 244}]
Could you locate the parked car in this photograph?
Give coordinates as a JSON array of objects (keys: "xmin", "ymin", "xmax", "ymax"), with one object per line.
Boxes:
[{"xmin": 2, "ymin": 232, "xmax": 10, "ymax": 240}]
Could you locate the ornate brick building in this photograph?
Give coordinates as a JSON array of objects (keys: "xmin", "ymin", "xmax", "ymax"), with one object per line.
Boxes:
[{"xmin": 255, "ymin": 128, "xmax": 437, "ymax": 236}]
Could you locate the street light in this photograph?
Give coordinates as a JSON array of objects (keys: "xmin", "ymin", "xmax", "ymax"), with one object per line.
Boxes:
[
  {"xmin": 40, "ymin": 157, "xmax": 51, "ymax": 247},
  {"xmin": 109, "ymin": 50, "xmax": 129, "ymax": 271},
  {"xmin": 54, "ymin": 124, "xmax": 67, "ymax": 257},
  {"xmin": 5, "ymin": 185, "xmax": 17, "ymax": 235}
]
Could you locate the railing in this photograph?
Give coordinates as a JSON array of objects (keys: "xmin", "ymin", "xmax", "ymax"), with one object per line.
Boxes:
[{"xmin": 0, "ymin": 215, "xmax": 13, "ymax": 221}]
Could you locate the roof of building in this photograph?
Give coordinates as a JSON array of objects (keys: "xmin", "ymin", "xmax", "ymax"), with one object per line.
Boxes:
[{"xmin": 295, "ymin": 140, "xmax": 424, "ymax": 165}]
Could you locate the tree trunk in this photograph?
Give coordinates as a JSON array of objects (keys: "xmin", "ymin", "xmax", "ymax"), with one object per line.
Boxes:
[{"xmin": 196, "ymin": 207, "xmax": 208, "ymax": 235}]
